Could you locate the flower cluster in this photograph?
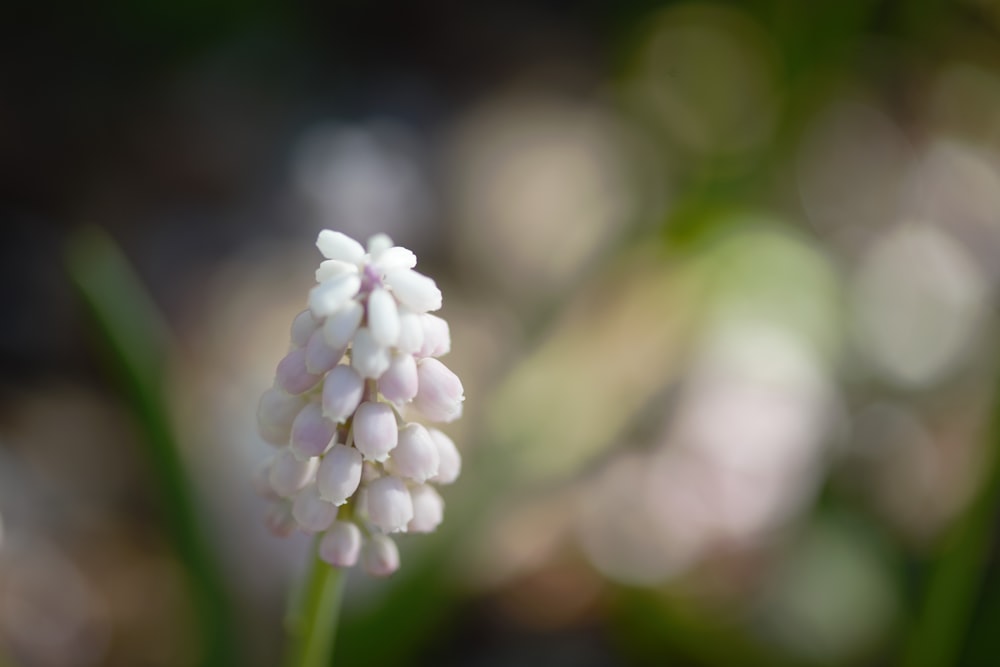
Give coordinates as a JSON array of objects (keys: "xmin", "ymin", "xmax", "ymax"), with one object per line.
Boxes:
[{"xmin": 256, "ymin": 231, "xmax": 464, "ymax": 576}]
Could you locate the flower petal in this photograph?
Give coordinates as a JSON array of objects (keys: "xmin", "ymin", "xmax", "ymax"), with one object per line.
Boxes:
[
  {"xmin": 276, "ymin": 348, "xmax": 323, "ymax": 395},
  {"xmin": 269, "ymin": 451, "xmax": 319, "ymax": 497},
  {"xmin": 315, "ymin": 259, "xmax": 357, "ymax": 283},
  {"xmin": 366, "ymin": 233, "xmax": 394, "ymax": 257},
  {"xmin": 292, "ymin": 485, "xmax": 338, "ymax": 533},
  {"xmin": 352, "ymin": 401, "xmax": 398, "ymax": 462},
  {"xmin": 413, "ymin": 358, "xmax": 464, "ymax": 422},
  {"xmin": 374, "ymin": 246, "xmax": 417, "ymax": 272},
  {"xmin": 363, "ymin": 534, "xmax": 400, "ymax": 577},
  {"xmin": 304, "ymin": 328, "xmax": 344, "ymax": 374},
  {"xmin": 257, "ymin": 388, "xmax": 306, "ymax": 446},
  {"xmin": 365, "ymin": 476, "xmax": 413, "ymax": 533},
  {"xmin": 290, "ymin": 309, "xmax": 319, "ymax": 348},
  {"xmin": 319, "ymin": 521, "xmax": 362, "ymax": 567},
  {"xmin": 397, "ymin": 309, "xmax": 425, "ymax": 354},
  {"xmin": 290, "ymin": 402, "xmax": 336, "ymax": 460},
  {"xmin": 416, "ymin": 314, "xmax": 451, "ymax": 358},
  {"xmin": 408, "ymin": 484, "xmax": 444, "ymax": 533},
  {"xmin": 322, "ymin": 365, "xmax": 364, "ymax": 423},
  {"xmin": 428, "ymin": 428, "xmax": 462, "ymax": 484},
  {"xmin": 316, "ymin": 444, "xmax": 363, "ymax": 505},
  {"xmin": 323, "ymin": 300, "xmax": 364, "ymax": 349},
  {"xmin": 351, "ymin": 327, "xmax": 391, "ymax": 379},
  {"xmin": 309, "ymin": 273, "xmax": 361, "ymax": 318},
  {"xmin": 367, "ymin": 287, "xmax": 401, "ymax": 347},
  {"xmin": 385, "ymin": 268, "xmax": 442, "ymax": 313},
  {"xmin": 378, "ymin": 353, "xmax": 418, "ymax": 404},
  {"xmin": 385, "ymin": 423, "xmax": 439, "ymax": 483},
  {"xmin": 317, "ymin": 230, "xmax": 365, "ymax": 263}
]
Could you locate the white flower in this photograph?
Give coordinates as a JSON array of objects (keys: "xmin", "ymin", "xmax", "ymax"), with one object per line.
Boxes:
[
  {"xmin": 256, "ymin": 230, "xmax": 464, "ymax": 575},
  {"xmin": 385, "ymin": 424, "xmax": 439, "ymax": 483},
  {"xmin": 320, "ymin": 521, "xmax": 362, "ymax": 567},
  {"xmin": 408, "ymin": 484, "xmax": 444, "ymax": 533},
  {"xmin": 365, "ymin": 476, "xmax": 413, "ymax": 533},
  {"xmin": 413, "ymin": 358, "xmax": 464, "ymax": 422},
  {"xmin": 363, "ymin": 534, "xmax": 400, "ymax": 577}
]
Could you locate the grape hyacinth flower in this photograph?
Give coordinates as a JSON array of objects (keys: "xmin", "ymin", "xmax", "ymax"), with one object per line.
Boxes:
[{"xmin": 256, "ymin": 231, "xmax": 464, "ymax": 578}]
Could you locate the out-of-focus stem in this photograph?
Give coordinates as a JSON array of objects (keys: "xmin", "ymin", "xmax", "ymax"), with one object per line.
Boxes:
[
  {"xmin": 65, "ymin": 227, "xmax": 238, "ymax": 667},
  {"xmin": 902, "ymin": 369, "xmax": 1000, "ymax": 667},
  {"xmin": 282, "ymin": 544, "xmax": 346, "ymax": 667}
]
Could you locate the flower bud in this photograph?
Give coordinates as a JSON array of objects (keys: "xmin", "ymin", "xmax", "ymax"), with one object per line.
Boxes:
[
  {"xmin": 316, "ymin": 444, "xmax": 363, "ymax": 505},
  {"xmin": 408, "ymin": 484, "xmax": 444, "ymax": 533},
  {"xmin": 378, "ymin": 353, "xmax": 418, "ymax": 404},
  {"xmin": 290, "ymin": 309, "xmax": 319, "ymax": 348},
  {"xmin": 319, "ymin": 521, "xmax": 362, "ymax": 567},
  {"xmin": 427, "ymin": 428, "xmax": 461, "ymax": 484},
  {"xmin": 317, "ymin": 230, "xmax": 365, "ymax": 263},
  {"xmin": 257, "ymin": 387, "xmax": 306, "ymax": 446},
  {"xmin": 396, "ymin": 310, "xmax": 425, "ymax": 354},
  {"xmin": 413, "ymin": 358, "xmax": 464, "ymax": 422},
  {"xmin": 416, "ymin": 314, "xmax": 450, "ymax": 358},
  {"xmin": 352, "ymin": 402, "xmax": 398, "ymax": 462},
  {"xmin": 365, "ymin": 476, "xmax": 413, "ymax": 533},
  {"xmin": 310, "ymin": 272, "xmax": 362, "ymax": 317},
  {"xmin": 386, "ymin": 268, "xmax": 442, "ymax": 313},
  {"xmin": 304, "ymin": 329, "xmax": 343, "ymax": 374},
  {"xmin": 322, "ymin": 365, "xmax": 364, "ymax": 423},
  {"xmin": 292, "ymin": 485, "xmax": 338, "ymax": 533},
  {"xmin": 269, "ymin": 450, "xmax": 318, "ymax": 497},
  {"xmin": 323, "ymin": 300, "xmax": 364, "ymax": 349},
  {"xmin": 265, "ymin": 501, "xmax": 296, "ymax": 537},
  {"xmin": 351, "ymin": 327, "xmax": 391, "ymax": 379},
  {"xmin": 290, "ymin": 403, "xmax": 335, "ymax": 460},
  {"xmin": 276, "ymin": 348, "xmax": 323, "ymax": 395},
  {"xmin": 363, "ymin": 534, "xmax": 400, "ymax": 577},
  {"xmin": 386, "ymin": 424, "xmax": 439, "ymax": 483},
  {"xmin": 367, "ymin": 287, "xmax": 401, "ymax": 347}
]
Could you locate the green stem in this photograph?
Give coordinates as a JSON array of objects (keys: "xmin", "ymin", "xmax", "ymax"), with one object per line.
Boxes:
[
  {"xmin": 902, "ymin": 368, "xmax": 1000, "ymax": 667},
  {"xmin": 282, "ymin": 544, "xmax": 347, "ymax": 667}
]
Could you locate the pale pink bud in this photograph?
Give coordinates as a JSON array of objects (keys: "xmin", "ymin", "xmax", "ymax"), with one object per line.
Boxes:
[
  {"xmin": 269, "ymin": 450, "xmax": 318, "ymax": 497},
  {"xmin": 323, "ymin": 300, "xmax": 363, "ymax": 349},
  {"xmin": 351, "ymin": 327, "xmax": 391, "ymax": 379},
  {"xmin": 352, "ymin": 402, "xmax": 398, "ymax": 462},
  {"xmin": 413, "ymin": 358, "xmax": 464, "ymax": 422},
  {"xmin": 265, "ymin": 501, "xmax": 296, "ymax": 537},
  {"xmin": 292, "ymin": 485, "xmax": 338, "ymax": 533},
  {"xmin": 408, "ymin": 484, "xmax": 444, "ymax": 533},
  {"xmin": 427, "ymin": 428, "xmax": 462, "ymax": 485},
  {"xmin": 378, "ymin": 353, "xmax": 418, "ymax": 404},
  {"xmin": 385, "ymin": 268, "xmax": 442, "ymax": 313},
  {"xmin": 276, "ymin": 348, "xmax": 323, "ymax": 395},
  {"xmin": 257, "ymin": 387, "xmax": 306, "ymax": 446},
  {"xmin": 365, "ymin": 476, "xmax": 413, "ymax": 533},
  {"xmin": 416, "ymin": 314, "xmax": 451, "ymax": 358},
  {"xmin": 319, "ymin": 521, "xmax": 362, "ymax": 567},
  {"xmin": 386, "ymin": 424, "xmax": 439, "ymax": 483},
  {"xmin": 397, "ymin": 310, "xmax": 425, "ymax": 354},
  {"xmin": 316, "ymin": 444, "xmax": 363, "ymax": 505},
  {"xmin": 363, "ymin": 534, "xmax": 400, "ymax": 577},
  {"xmin": 290, "ymin": 403, "xmax": 336, "ymax": 460},
  {"xmin": 290, "ymin": 309, "xmax": 319, "ymax": 348},
  {"xmin": 367, "ymin": 287, "xmax": 401, "ymax": 347},
  {"xmin": 315, "ymin": 259, "xmax": 356, "ymax": 282},
  {"xmin": 322, "ymin": 365, "xmax": 364, "ymax": 423},
  {"xmin": 304, "ymin": 328, "xmax": 343, "ymax": 374}
]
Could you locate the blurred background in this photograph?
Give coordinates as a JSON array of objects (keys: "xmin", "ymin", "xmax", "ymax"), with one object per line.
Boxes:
[{"xmin": 3, "ymin": 0, "xmax": 1000, "ymax": 665}]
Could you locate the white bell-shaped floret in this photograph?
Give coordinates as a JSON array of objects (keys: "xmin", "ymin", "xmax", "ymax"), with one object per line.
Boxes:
[
  {"xmin": 304, "ymin": 329, "xmax": 343, "ymax": 374},
  {"xmin": 351, "ymin": 327, "xmax": 391, "ymax": 379},
  {"xmin": 416, "ymin": 314, "xmax": 451, "ymax": 358},
  {"xmin": 316, "ymin": 444, "xmax": 363, "ymax": 505},
  {"xmin": 385, "ymin": 269, "xmax": 442, "ymax": 313},
  {"xmin": 386, "ymin": 424, "xmax": 439, "ymax": 483},
  {"xmin": 265, "ymin": 501, "xmax": 296, "ymax": 537},
  {"xmin": 323, "ymin": 300, "xmax": 364, "ymax": 349},
  {"xmin": 408, "ymin": 484, "xmax": 444, "ymax": 533},
  {"xmin": 413, "ymin": 358, "xmax": 464, "ymax": 422},
  {"xmin": 322, "ymin": 365, "xmax": 364, "ymax": 423},
  {"xmin": 269, "ymin": 451, "xmax": 319, "ymax": 497},
  {"xmin": 292, "ymin": 485, "xmax": 338, "ymax": 533},
  {"xmin": 378, "ymin": 353, "xmax": 418, "ymax": 404},
  {"xmin": 364, "ymin": 476, "xmax": 413, "ymax": 533},
  {"xmin": 319, "ymin": 521, "xmax": 362, "ymax": 567},
  {"xmin": 257, "ymin": 387, "xmax": 306, "ymax": 446},
  {"xmin": 397, "ymin": 310, "xmax": 425, "ymax": 354},
  {"xmin": 352, "ymin": 402, "xmax": 398, "ymax": 462},
  {"xmin": 427, "ymin": 428, "xmax": 461, "ymax": 484},
  {"xmin": 367, "ymin": 287, "xmax": 401, "ymax": 347},
  {"xmin": 309, "ymin": 272, "xmax": 362, "ymax": 317},
  {"xmin": 290, "ymin": 402, "xmax": 336, "ymax": 460},
  {"xmin": 275, "ymin": 348, "xmax": 323, "ymax": 395},
  {"xmin": 363, "ymin": 534, "xmax": 400, "ymax": 577},
  {"xmin": 290, "ymin": 309, "xmax": 320, "ymax": 348}
]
